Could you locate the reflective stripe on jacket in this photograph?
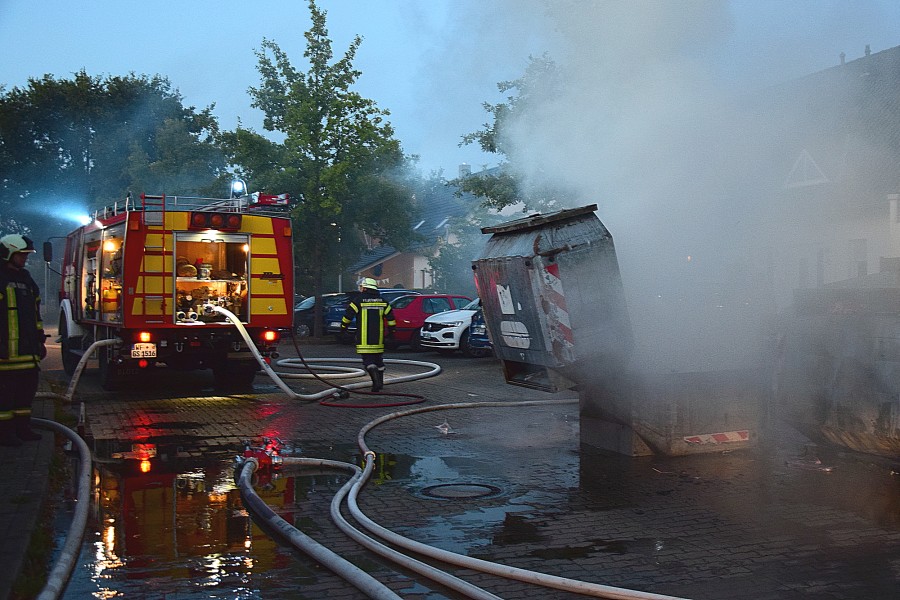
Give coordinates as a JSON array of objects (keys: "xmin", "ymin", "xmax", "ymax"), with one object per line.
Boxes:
[
  {"xmin": 0, "ymin": 266, "xmax": 43, "ymax": 370},
  {"xmin": 342, "ymin": 293, "xmax": 396, "ymax": 354}
]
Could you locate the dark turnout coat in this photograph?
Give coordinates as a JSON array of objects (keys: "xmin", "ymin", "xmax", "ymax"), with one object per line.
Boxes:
[{"xmin": 341, "ymin": 290, "xmax": 396, "ymax": 354}]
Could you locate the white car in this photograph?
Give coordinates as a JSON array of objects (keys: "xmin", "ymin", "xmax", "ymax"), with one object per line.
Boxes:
[{"xmin": 420, "ymin": 298, "xmax": 490, "ymax": 357}]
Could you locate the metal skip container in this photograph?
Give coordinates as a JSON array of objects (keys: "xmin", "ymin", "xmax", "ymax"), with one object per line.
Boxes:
[{"xmin": 473, "ymin": 204, "xmax": 763, "ymax": 456}]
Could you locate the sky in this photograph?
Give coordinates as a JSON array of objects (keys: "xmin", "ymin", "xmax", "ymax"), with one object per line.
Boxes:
[{"xmin": 2, "ymin": 0, "xmax": 899, "ymax": 179}]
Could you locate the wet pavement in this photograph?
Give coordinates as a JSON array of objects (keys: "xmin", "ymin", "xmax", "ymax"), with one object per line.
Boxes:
[{"xmin": 26, "ymin": 339, "xmax": 900, "ymax": 598}]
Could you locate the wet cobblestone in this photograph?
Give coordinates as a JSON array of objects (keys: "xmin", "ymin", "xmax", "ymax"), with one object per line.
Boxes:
[{"xmin": 29, "ymin": 340, "xmax": 900, "ymax": 599}]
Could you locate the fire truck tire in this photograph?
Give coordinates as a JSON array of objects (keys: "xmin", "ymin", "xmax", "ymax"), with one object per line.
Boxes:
[
  {"xmin": 213, "ymin": 363, "xmax": 258, "ymax": 391},
  {"xmin": 58, "ymin": 315, "xmax": 81, "ymax": 376}
]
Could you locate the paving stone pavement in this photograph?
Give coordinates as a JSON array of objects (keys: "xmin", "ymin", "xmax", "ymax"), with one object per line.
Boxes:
[{"xmin": 4, "ymin": 339, "xmax": 900, "ymax": 599}]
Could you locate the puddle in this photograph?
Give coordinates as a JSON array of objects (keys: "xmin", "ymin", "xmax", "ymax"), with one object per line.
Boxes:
[{"xmin": 59, "ymin": 456, "xmax": 359, "ymax": 599}]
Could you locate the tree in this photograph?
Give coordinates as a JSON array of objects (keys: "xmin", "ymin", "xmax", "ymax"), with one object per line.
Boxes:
[
  {"xmin": 458, "ymin": 54, "xmax": 576, "ymax": 213},
  {"xmin": 225, "ymin": 0, "xmax": 414, "ymax": 335},
  {"xmin": 0, "ymin": 71, "xmax": 225, "ymax": 242}
]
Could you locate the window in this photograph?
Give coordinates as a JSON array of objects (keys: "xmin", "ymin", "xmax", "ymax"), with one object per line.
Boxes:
[
  {"xmin": 424, "ymin": 298, "xmax": 451, "ymax": 314},
  {"xmin": 98, "ymin": 225, "xmax": 125, "ymax": 323}
]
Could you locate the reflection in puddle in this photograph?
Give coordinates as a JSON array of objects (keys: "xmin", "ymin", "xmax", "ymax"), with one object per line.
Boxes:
[{"xmin": 63, "ymin": 457, "xmax": 349, "ymax": 599}]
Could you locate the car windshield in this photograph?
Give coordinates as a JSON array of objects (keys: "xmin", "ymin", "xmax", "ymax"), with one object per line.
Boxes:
[
  {"xmin": 380, "ymin": 289, "xmax": 419, "ymax": 303},
  {"xmin": 390, "ymin": 295, "xmax": 417, "ymax": 309},
  {"xmin": 324, "ymin": 294, "xmax": 348, "ymax": 306},
  {"xmin": 296, "ymin": 294, "xmax": 347, "ymax": 310},
  {"xmin": 462, "ymin": 298, "xmax": 480, "ymax": 310},
  {"xmin": 296, "ymin": 296, "xmax": 316, "ymax": 310}
]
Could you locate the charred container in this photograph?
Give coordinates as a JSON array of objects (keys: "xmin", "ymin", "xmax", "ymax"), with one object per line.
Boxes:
[{"xmin": 473, "ymin": 204, "xmax": 764, "ymax": 456}]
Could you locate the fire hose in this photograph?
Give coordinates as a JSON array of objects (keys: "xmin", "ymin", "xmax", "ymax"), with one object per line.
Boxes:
[
  {"xmin": 205, "ymin": 304, "xmax": 442, "ymax": 403},
  {"xmin": 235, "ymin": 456, "xmax": 502, "ymax": 600},
  {"xmin": 236, "ymin": 401, "xmax": 692, "ymax": 600},
  {"xmin": 41, "ymin": 309, "xmax": 691, "ymax": 598}
]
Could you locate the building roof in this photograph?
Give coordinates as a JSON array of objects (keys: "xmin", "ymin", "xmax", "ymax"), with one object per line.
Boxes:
[
  {"xmin": 753, "ymin": 44, "xmax": 900, "ymax": 205},
  {"xmin": 349, "ymin": 179, "xmax": 480, "ymax": 273}
]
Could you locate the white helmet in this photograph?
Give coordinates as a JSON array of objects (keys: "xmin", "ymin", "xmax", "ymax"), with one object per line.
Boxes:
[
  {"xmin": 358, "ymin": 277, "xmax": 378, "ymax": 290},
  {"xmin": 0, "ymin": 234, "xmax": 36, "ymax": 261}
]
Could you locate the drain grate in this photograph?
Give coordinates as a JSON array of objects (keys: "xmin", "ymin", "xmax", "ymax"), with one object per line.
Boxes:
[{"xmin": 421, "ymin": 483, "xmax": 501, "ymax": 499}]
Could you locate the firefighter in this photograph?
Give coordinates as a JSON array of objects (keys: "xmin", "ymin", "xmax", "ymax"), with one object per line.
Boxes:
[
  {"xmin": 0, "ymin": 234, "xmax": 46, "ymax": 446},
  {"xmin": 340, "ymin": 278, "xmax": 396, "ymax": 392}
]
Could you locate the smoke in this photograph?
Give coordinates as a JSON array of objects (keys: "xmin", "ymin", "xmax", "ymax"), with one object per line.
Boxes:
[{"xmin": 449, "ymin": 1, "xmax": 899, "ymax": 377}]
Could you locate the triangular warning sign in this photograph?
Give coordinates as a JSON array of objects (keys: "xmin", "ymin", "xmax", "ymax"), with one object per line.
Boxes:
[{"xmin": 785, "ymin": 149, "xmax": 829, "ymax": 188}]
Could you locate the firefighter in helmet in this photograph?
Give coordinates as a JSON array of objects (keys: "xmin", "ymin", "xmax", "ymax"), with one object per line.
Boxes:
[
  {"xmin": 0, "ymin": 234, "xmax": 46, "ymax": 446},
  {"xmin": 340, "ymin": 277, "xmax": 396, "ymax": 392}
]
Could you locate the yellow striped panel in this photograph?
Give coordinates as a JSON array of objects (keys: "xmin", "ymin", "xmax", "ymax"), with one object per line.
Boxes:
[
  {"xmin": 250, "ymin": 296, "xmax": 287, "ymax": 315},
  {"xmin": 255, "ymin": 278, "xmax": 286, "ymax": 296},
  {"xmin": 243, "ymin": 216, "xmax": 275, "ymax": 234},
  {"xmin": 252, "ymin": 257, "xmax": 281, "ymax": 274},
  {"xmin": 167, "ymin": 213, "xmax": 189, "ymax": 229},
  {"xmin": 253, "ymin": 238, "xmax": 277, "ymax": 254}
]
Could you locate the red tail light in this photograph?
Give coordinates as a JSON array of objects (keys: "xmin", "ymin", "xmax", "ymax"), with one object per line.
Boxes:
[
  {"xmin": 262, "ymin": 329, "xmax": 279, "ymax": 343},
  {"xmin": 188, "ymin": 211, "xmax": 242, "ymax": 231}
]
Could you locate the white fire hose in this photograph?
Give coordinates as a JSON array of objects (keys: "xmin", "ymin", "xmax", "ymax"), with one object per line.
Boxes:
[{"xmin": 205, "ymin": 304, "xmax": 442, "ymax": 401}]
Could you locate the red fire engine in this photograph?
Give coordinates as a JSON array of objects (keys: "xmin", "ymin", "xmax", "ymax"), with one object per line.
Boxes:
[{"xmin": 56, "ymin": 191, "xmax": 294, "ymax": 390}]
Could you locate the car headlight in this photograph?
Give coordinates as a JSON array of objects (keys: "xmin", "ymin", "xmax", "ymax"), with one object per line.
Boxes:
[
  {"xmin": 445, "ymin": 321, "xmax": 464, "ymax": 327},
  {"xmin": 471, "ymin": 324, "xmax": 486, "ymax": 334}
]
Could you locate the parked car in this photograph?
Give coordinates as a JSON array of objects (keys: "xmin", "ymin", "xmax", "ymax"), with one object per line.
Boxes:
[
  {"xmin": 387, "ymin": 294, "xmax": 472, "ymax": 350},
  {"xmin": 326, "ymin": 288, "xmax": 422, "ymax": 342},
  {"xmin": 466, "ymin": 307, "xmax": 493, "ymax": 357},
  {"xmin": 292, "ymin": 293, "xmax": 350, "ymax": 337},
  {"xmin": 420, "ymin": 298, "xmax": 491, "ymax": 357}
]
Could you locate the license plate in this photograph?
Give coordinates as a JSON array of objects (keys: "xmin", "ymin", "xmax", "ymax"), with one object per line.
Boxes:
[
  {"xmin": 131, "ymin": 342, "xmax": 157, "ymax": 358},
  {"xmin": 329, "ymin": 321, "xmax": 341, "ymax": 328}
]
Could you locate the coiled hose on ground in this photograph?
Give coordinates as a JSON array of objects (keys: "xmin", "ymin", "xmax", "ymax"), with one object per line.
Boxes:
[{"xmin": 237, "ymin": 400, "xmax": 692, "ymax": 599}]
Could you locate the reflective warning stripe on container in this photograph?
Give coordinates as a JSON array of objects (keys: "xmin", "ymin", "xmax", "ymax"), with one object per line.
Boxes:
[
  {"xmin": 683, "ymin": 430, "xmax": 751, "ymax": 445},
  {"xmin": 540, "ymin": 262, "xmax": 575, "ymax": 347}
]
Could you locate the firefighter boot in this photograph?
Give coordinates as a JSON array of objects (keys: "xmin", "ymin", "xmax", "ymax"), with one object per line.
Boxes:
[
  {"xmin": 373, "ymin": 368, "xmax": 384, "ymax": 393},
  {"xmin": 0, "ymin": 420, "xmax": 23, "ymax": 447},
  {"xmin": 14, "ymin": 416, "xmax": 41, "ymax": 442},
  {"xmin": 366, "ymin": 364, "xmax": 380, "ymax": 392}
]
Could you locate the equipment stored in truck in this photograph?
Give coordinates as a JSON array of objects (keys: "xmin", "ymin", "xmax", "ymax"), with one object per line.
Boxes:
[{"xmin": 54, "ymin": 191, "xmax": 293, "ymax": 390}]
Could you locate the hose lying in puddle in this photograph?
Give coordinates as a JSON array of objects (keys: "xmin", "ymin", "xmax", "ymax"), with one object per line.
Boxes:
[
  {"xmin": 238, "ymin": 399, "xmax": 692, "ymax": 599},
  {"xmin": 207, "ymin": 304, "xmax": 442, "ymax": 403},
  {"xmin": 348, "ymin": 400, "xmax": 692, "ymax": 600},
  {"xmin": 236, "ymin": 456, "xmax": 503, "ymax": 600},
  {"xmin": 31, "ymin": 417, "xmax": 93, "ymax": 600}
]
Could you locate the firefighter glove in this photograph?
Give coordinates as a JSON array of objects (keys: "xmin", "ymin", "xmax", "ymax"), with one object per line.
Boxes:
[{"xmin": 39, "ymin": 344, "xmax": 47, "ymax": 360}]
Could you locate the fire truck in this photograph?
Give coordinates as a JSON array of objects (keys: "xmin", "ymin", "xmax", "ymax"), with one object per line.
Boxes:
[{"xmin": 55, "ymin": 191, "xmax": 294, "ymax": 390}]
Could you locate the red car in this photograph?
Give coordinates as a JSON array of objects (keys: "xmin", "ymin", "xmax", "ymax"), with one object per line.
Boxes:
[{"xmin": 387, "ymin": 294, "xmax": 472, "ymax": 350}]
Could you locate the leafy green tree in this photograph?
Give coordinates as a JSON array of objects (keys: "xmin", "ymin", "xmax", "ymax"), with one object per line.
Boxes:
[
  {"xmin": 0, "ymin": 71, "xmax": 225, "ymax": 241},
  {"xmin": 459, "ymin": 53, "xmax": 576, "ymax": 213},
  {"xmin": 426, "ymin": 199, "xmax": 504, "ymax": 296},
  {"xmin": 225, "ymin": 0, "xmax": 414, "ymax": 335}
]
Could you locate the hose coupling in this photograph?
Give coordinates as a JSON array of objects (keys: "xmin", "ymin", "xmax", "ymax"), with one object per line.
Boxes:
[{"xmin": 363, "ymin": 450, "xmax": 376, "ymax": 462}]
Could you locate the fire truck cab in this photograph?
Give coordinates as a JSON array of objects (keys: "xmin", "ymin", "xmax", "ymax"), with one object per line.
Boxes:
[{"xmin": 56, "ymin": 192, "xmax": 293, "ymax": 390}]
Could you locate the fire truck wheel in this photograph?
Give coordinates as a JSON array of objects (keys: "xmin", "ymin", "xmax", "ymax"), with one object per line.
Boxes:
[
  {"xmin": 58, "ymin": 315, "xmax": 81, "ymax": 376},
  {"xmin": 213, "ymin": 363, "xmax": 257, "ymax": 391}
]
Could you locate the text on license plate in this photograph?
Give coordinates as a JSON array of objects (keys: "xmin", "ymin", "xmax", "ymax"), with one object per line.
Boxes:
[{"xmin": 131, "ymin": 343, "xmax": 157, "ymax": 358}]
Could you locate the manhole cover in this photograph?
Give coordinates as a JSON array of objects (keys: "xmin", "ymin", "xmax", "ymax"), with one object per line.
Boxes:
[{"xmin": 421, "ymin": 483, "xmax": 501, "ymax": 499}]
